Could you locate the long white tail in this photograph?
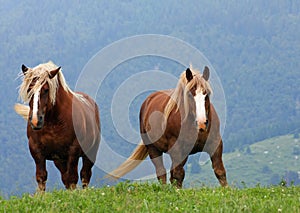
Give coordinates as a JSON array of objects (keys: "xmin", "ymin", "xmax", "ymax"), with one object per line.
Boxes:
[
  {"xmin": 106, "ymin": 140, "xmax": 148, "ymax": 179},
  {"xmin": 14, "ymin": 103, "xmax": 30, "ymax": 120}
]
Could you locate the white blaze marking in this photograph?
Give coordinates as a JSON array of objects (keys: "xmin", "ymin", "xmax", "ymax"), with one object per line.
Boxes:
[
  {"xmin": 32, "ymin": 87, "xmax": 41, "ymax": 123},
  {"xmin": 194, "ymin": 89, "xmax": 207, "ymax": 125}
]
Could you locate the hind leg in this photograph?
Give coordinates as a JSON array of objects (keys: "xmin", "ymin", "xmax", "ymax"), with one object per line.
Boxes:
[
  {"xmin": 64, "ymin": 156, "xmax": 80, "ymax": 190},
  {"xmin": 80, "ymin": 155, "xmax": 94, "ymax": 188},
  {"xmin": 63, "ymin": 146, "xmax": 81, "ymax": 190},
  {"xmin": 167, "ymin": 139, "xmax": 190, "ymax": 188},
  {"xmin": 54, "ymin": 159, "xmax": 67, "ymax": 187},
  {"xmin": 209, "ymin": 140, "xmax": 228, "ymax": 187},
  {"xmin": 80, "ymin": 143, "xmax": 99, "ymax": 188},
  {"xmin": 169, "ymin": 154, "xmax": 188, "ymax": 188},
  {"xmin": 147, "ymin": 145, "xmax": 167, "ymax": 184},
  {"xmin": 80, "ymin": 136, "xmax": 100, "ymax": 188}
]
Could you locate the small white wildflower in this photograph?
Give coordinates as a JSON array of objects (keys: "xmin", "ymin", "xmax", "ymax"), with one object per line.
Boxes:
[
  {"xmin": 278, "ymin": 208, "xmax": 282, "ymax": 212},
  {"xmin": 101, "ymin": 192, "xmax": 105, "ymax": 196}
]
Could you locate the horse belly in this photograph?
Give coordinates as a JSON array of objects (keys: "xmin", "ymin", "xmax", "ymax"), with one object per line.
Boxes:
[
  {"xmin": 152, "ymin": 137, "xmax": 171, "ymax": 153},
  {"xmin": 190, "ymin": 142, "xmax": 205, "ymax": 154}
]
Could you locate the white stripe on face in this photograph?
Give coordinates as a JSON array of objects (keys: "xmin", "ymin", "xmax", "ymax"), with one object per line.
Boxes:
[
  {"xmin": 32, "ymin": 86, "xmax": 41, "ymax": 125},
  {"xmin": 194, "ymin": 89, "xmax": 207, "ymax": 126}
]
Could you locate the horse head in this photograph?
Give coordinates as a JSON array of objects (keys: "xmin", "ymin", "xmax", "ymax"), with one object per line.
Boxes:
[
  {"xmin": 185, "ymin": 66, "xmax": 211, "ymax": 132},
  {"xmin": 21, "ymin": 64, "xmax": 61, "ymax": 130}
]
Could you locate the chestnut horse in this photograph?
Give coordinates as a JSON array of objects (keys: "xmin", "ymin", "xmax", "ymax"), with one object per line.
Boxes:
[
  {"xmin": 108, "ymin": 66, "xmax": 227, "ymax": 188},
  {"xmin": 15, "ymin": 61, "xmax": 100, "ymax": 191}
]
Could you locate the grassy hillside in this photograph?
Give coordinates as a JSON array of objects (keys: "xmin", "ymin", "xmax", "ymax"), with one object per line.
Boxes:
[
  {"xmin": 1, "ymin": 182, "xmax": 299, "ymax": 212},
  {"xmin": 186, "ymin": 134, "xmax": 300, "ymax": 187}
]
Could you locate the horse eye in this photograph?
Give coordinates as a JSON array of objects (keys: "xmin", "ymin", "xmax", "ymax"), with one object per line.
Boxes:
[{"xmin": 44, "ymin": 89, "xmax": 49, "ymax": 94}]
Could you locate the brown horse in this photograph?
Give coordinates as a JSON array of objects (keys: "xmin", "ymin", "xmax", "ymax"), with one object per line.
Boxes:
[
  {"xmin": 108, "ymin": 66, "xmax": 227, "ymax": 188},
  {"xmin": 15, "ymin": 61, "xmax": 100, "ymax": 191}
]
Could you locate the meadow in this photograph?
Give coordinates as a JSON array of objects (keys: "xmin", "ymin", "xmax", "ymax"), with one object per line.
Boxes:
[{"xmin": 1, "ymin": 182, "xmax": 299, "ymax": 212}]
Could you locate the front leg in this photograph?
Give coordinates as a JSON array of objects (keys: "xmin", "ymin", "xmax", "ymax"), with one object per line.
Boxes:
[
  {"xmin": 209, "ymin": 140, "xmax": 228, "ymax": 187},
  {"xmin": 36, "ymin": 160, "xmax": 47, "ymax": 192},
  {"xmin": 29, "ymin": 142, "xmax": 47, "ymax": 192}
]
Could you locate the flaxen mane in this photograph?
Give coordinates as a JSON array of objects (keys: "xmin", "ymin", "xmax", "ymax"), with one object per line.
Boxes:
[
  {"xmin": 164, "ymin": 66, "xmax": 212, "ymax": 121},
  {"xmin": 18, "ymin": 61, "xmax": 83, "ymax": 105}
]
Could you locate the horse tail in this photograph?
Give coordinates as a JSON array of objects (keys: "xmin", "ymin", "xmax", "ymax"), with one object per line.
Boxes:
[
  {"xmin": 14, "ymin": 103, "xmax": 30, "ymax": 120},
  {"xmin": 106, "ymin": 140, "xmax": 148, "ymax": 179}
]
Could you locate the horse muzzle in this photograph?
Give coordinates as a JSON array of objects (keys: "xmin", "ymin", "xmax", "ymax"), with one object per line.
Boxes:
[
  {"xmin": 197, "ymin": 120, "xmax": 209, "ymax": 132},
  {"xmin": 29, "ymin": 114, "xmax": 44, "ymax": 130}
]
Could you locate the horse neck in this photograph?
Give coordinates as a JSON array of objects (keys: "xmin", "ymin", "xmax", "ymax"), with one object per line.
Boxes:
[
  {"xmin": 50, "ymin": 85, "xmax": 73, "ymax": 115},
  {"xmin": 179, "ymin": 89, "xmax": 195, "ymax": 122}
]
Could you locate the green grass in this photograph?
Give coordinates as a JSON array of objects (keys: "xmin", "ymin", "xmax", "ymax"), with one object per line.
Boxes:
[{"xmin": 1, "ymin": 182, "xmax": 300, "ymax": 212}]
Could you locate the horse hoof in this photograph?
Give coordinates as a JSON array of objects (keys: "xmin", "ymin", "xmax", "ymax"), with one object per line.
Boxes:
[
  {"xmin": 82, "ymin": 182, "xmax": 88, "ymax": 189},
  {"xmin": 69, "ymin": 183, "xmax": 77, "ymax": 190}
]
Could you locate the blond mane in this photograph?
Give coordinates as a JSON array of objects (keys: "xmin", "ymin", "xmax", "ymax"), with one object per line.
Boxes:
[
  {"xmin": 18, "ymin": 61, "xmax": 81, "ymax": 105},
  {"xmin": 164, "ymin": 66, "xmax": 212, "ymax": 121}
]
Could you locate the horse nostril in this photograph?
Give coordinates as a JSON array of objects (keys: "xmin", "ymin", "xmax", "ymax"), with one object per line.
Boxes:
[{"xmin": 39, "ymin": 116, "xmax": 43, "ymax": 122}]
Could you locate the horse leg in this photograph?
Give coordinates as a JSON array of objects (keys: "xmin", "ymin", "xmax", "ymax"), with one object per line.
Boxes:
[
  {"xmin": 80, "ymin": 154, "xmax": 95, "ymax": 189},
  {"xmin": 169, "ymin": 154, "xmax": 188, "ymax": 188},
  {"xmin": 53, "ymin": 159, "xmax": 67, "ymax": 186},
  {"xmin": 35, "ymin": 159, "xmax": 47, "ymax": 192},
  {"xmin": 30, "ymin": 145, "xmax": 47, "ymax": 192},
  {"xmin": 147, "ymin": 145, "xmax": 167, "ymax": 184},
  {"xmin": 80, "ymin": 140, "xmax": 99, "ymax": 188},
  {"xmin": 64, "ymin": 146, "xmax": 80, "ymax": 190},
  {"xmin": 65, "ymin": 156, "xmax": 79, "ymax": 190},
  {"xmin": 209, "ymin": 140, "xmax": 228, "ymax": 187}
]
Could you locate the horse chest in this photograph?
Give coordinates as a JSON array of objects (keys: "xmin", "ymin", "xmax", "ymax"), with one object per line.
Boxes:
[{"xmin": 29, "ymin": 129, "xmax": 74, "ymax": 149}]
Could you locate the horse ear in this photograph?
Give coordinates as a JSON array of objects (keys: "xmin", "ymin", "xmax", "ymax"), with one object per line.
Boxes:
[
  {"xmin": 49, "ymin": 67, "xmax": 61, "ymax": 79},
  {"xmin": 185, "ymin": 68, "xmax": 193, "ymax": 82},
  {"xmin": 21, "ymin": 64, "xmax": 28, "ymax": 75},
  {"xmin": 203, "ymin": 66, "xmax": 210, "ymax": 81}
]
